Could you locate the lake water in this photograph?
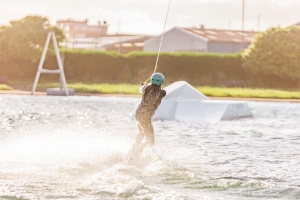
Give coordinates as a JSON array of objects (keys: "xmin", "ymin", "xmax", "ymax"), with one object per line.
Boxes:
[{"xmin": 0, "ymin": 95, "xmax": 299, "ymax": 200}]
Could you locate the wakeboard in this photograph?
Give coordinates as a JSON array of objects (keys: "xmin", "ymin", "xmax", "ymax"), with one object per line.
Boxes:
[{"xmin": 123, "ymin": 145, "xmax": 140, "ymax": 166}]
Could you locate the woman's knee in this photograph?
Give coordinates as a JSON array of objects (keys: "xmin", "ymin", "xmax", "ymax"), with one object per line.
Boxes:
[
  {"xmin": 148, "ymin": 140, "xmax": 154, "ymax": 146},
  {"xmin": 146, "ymin": 134, "xmax": 155, "ymax": 145}
]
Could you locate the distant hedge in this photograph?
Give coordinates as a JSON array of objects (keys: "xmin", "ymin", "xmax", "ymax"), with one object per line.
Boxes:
[
  {"xmin": 0, "ymin": 49, "xmax": 297, "ymax": 88},
  {"xmin": 126, "ymin": 51, "xmax": 245, "ymax": 85}
]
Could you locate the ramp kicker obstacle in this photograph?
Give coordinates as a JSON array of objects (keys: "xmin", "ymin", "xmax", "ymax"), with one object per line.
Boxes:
[{"xmin": 132, "ymin": 81, "xmax": 252, "ymax": 121}]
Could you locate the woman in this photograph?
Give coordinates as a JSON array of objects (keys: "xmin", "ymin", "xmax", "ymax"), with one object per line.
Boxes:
[{"xmin": 130, "ymin": 73, "xmax": 166, "ymax": 160}]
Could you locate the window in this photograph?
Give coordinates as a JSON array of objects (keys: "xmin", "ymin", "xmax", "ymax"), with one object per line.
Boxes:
[
  {"xmin": 122, "ymin": 43, "xmax": 133, "ymax": 47},
  {"xmin": 65, "ymin": 25, "xmax": 70, "ymax": 32},
  {"xmin": 134, "ymin": 43, "xmax": 144, "ymax": 47}
]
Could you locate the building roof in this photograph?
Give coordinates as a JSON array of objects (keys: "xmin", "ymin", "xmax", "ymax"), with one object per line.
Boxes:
[
  {"xmin": 102, "ymin": 36, "xmax": 152, "ymax": 48},
  {"xmin": 183, "ymin": 27, "xmax": 259, "ymax": 43},
  {"xmin": 57, "ymin": 19, "xmax": 88, "ymax": 24},
  {"xmin": 293, "ymin": 22, "xmax": 300, "ymax": 26}
]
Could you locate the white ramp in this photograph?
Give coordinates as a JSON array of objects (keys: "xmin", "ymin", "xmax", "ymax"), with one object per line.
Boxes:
[
  {"xmin": 166, "ymin": 99, "xmax": 252, "ymax": 121},
  {"xmin": 135, "ymin": 81, "xmax": 252, "ymax": 121}
]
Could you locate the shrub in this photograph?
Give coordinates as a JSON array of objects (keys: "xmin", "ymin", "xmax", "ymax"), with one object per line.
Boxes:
[
  {"xmin": 1, "ymin": 49, "xmax": 298, "ymax": 88},
  {"xmin": 242, "ymin": 26, "xmax": 300, "ymax": 81}
]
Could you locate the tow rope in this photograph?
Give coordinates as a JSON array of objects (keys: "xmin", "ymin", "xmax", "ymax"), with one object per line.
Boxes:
[{"xmin": 141, "ymin": 0, "xmax": 172, "ymax": 85}]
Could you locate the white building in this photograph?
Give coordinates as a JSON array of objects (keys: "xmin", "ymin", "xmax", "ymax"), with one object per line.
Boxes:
[
  {"xmin": 56, "ymin": 19, "xmax": 149, "ymax": 50},
  {"xmin": 144, "ymin": 26, "xmax": 259, "ymax": 53}
]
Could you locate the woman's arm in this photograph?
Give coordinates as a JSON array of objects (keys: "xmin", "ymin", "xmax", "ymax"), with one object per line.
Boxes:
[{"xmin": 139, "ymin": 84, "xmax": 148, "ymax": 93}]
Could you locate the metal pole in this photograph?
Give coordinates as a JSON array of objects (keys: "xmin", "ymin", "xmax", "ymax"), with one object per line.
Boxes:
[
  {"xmin": 258, "ymin": 14, "xmax": 260, "ymax": 31},
  {"xmin": 118, "ymin": 19, "xmax": 121, "ymax": 53},
  {"xmin": 52, "ymin": 31, "xmax": 69, "ymax": 96},
  {"xmin": 60, "ymin": 54, "xmax": 64, "ymax": 90},
  {"xmin": 32, "ymin": 32, "xmax": 52, "ymax": 95},
  {"xmin": 241, "ymin": 0, "xmax": 245, "ymax": 51}
]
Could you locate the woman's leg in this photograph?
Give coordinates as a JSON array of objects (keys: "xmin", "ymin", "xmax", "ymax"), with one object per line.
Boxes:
[
  {"xmin": 134, "ymin": 117, "xmax": 154, "ymax": 156},
  {"xmin": 134, "ymin": 122, "xmax": 144, "ymax": 148},
  {"xmin": 143, "ymin": 119, "xmax": 154, "ymax": 145}
]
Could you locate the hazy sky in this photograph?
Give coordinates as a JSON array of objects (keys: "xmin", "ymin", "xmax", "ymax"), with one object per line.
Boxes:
[{"xmin": 0, "ymin": 0, "xmax": 300, "ymax": 35}]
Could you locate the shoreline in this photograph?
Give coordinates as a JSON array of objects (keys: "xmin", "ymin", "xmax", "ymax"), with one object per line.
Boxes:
[{"xmin": 1, "ymin": 89, "xmax": 300, "ymax": 103}]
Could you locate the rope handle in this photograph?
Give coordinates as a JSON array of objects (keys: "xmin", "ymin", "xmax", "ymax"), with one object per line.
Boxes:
[
  {"xmin": 141, "ymin": 77, "xmax": 150, "ymax": 85},
  {"xmin": 141, "ymin": 0, "xmax": 172, "ymax": 85}
]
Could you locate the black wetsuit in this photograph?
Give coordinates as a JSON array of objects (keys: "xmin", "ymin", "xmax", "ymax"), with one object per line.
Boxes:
[{"xmin": 134, "ymin": 83, "xmax": 166, "ymax": 146}]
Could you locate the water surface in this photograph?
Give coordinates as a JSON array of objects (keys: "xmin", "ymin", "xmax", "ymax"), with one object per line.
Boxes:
[{"xmin": 0, "ymin": 95, "xmax": 299, "ymax": 199}]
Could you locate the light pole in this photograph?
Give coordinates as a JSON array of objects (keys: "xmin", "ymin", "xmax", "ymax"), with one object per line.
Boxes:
[
  {"xmin": 258, "ymin": 14, "xmax": 260, "ymax": 31},
  {"xmin": 241, "ymin": 0, "xmax": 245, "ymax": 51},
  {"xmin": 118, "ymin": 19, "xmax": 122, "ymax": 53}
]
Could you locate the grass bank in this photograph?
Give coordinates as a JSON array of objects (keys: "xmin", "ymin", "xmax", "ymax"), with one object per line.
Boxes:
[
  {"xmin": 197, "ymin": 86, "xmax": 300, "ymax": 99},
  {"xmin": 28, "ymin": 82, "xmax": 300, "ymax": 99},
  {"xmin": 36, "ymin": 83, "xmax": 141, "ymax": 95},
  {"xmin": 0, "ymin": 84, "xmax": 12, "ymax": 90}
]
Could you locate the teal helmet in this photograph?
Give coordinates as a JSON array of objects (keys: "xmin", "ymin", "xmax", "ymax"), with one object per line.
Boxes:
[{"xmin": 151, "ymin": 73, "xmax": 164, "ymax": 85}]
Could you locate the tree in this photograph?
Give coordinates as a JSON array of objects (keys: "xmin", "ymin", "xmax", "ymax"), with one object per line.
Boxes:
[
  {"xmin": 242, "ymin": 26, "xmax": 300, "ymax": 81},
  {"xmin": 0, "ymin": 15, "xmax": 65, "ymax": 62}
]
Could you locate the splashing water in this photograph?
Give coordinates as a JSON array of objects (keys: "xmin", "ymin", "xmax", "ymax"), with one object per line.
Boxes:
[{"xmin": 0, "ymin": 95, "xmax": 300, "ymax": 199}]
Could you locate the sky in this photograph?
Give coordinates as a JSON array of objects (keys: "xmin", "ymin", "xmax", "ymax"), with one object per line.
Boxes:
[{"xmin": 0, "ymin": 0, "xmax": 300, "ymax": 35}]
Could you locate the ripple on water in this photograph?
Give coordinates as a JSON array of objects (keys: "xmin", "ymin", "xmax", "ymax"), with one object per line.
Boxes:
[{"xmin": 0, "ymin": 95, "xmax": 300, "ymax": 199}]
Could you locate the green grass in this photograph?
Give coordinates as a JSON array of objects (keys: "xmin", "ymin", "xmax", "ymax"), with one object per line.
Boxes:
[
  {"xmin": 8, "ymin": 81, "xmax": 300, "ymax": 99},
  {"xmin": 0, "ymin": 84, "xmax": 13, "ymax": 90},
  {"xmin": 36, "ymin": 83, "xmax": 141, "ymax": 95},
  {"xmin": 197, "ymin": 86, "xmax": 300, "ymax": 99},
  {"xmin": 0, "ymin": 196, "xmax": 27, "ymax": 200},
  {"xmin": 38, "ymin": 83, "xmax": 300, "ymax": 98}
]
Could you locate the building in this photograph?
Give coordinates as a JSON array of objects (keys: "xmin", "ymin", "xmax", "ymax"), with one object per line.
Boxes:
[
  {"xmin": 57, "ymin": 19, "xmax": 108, "ymax": 39},
  {"xmin": 57, "ymin": 19, "xmax": 108, "ymax": 49},
  {"xmin": 102, "ymin": 35, "xmax": 151, "ymax": 54},
  {"xmin": 144, "ymin": 25, "xmax": 259, "ymax": 53},
  {"xmin": 293, "ymin": 22, "xmax": 300, "ymax": 26},
  {"xmin": 56, "ymin": 19, "xmax": 150, "ymax": 51}
]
